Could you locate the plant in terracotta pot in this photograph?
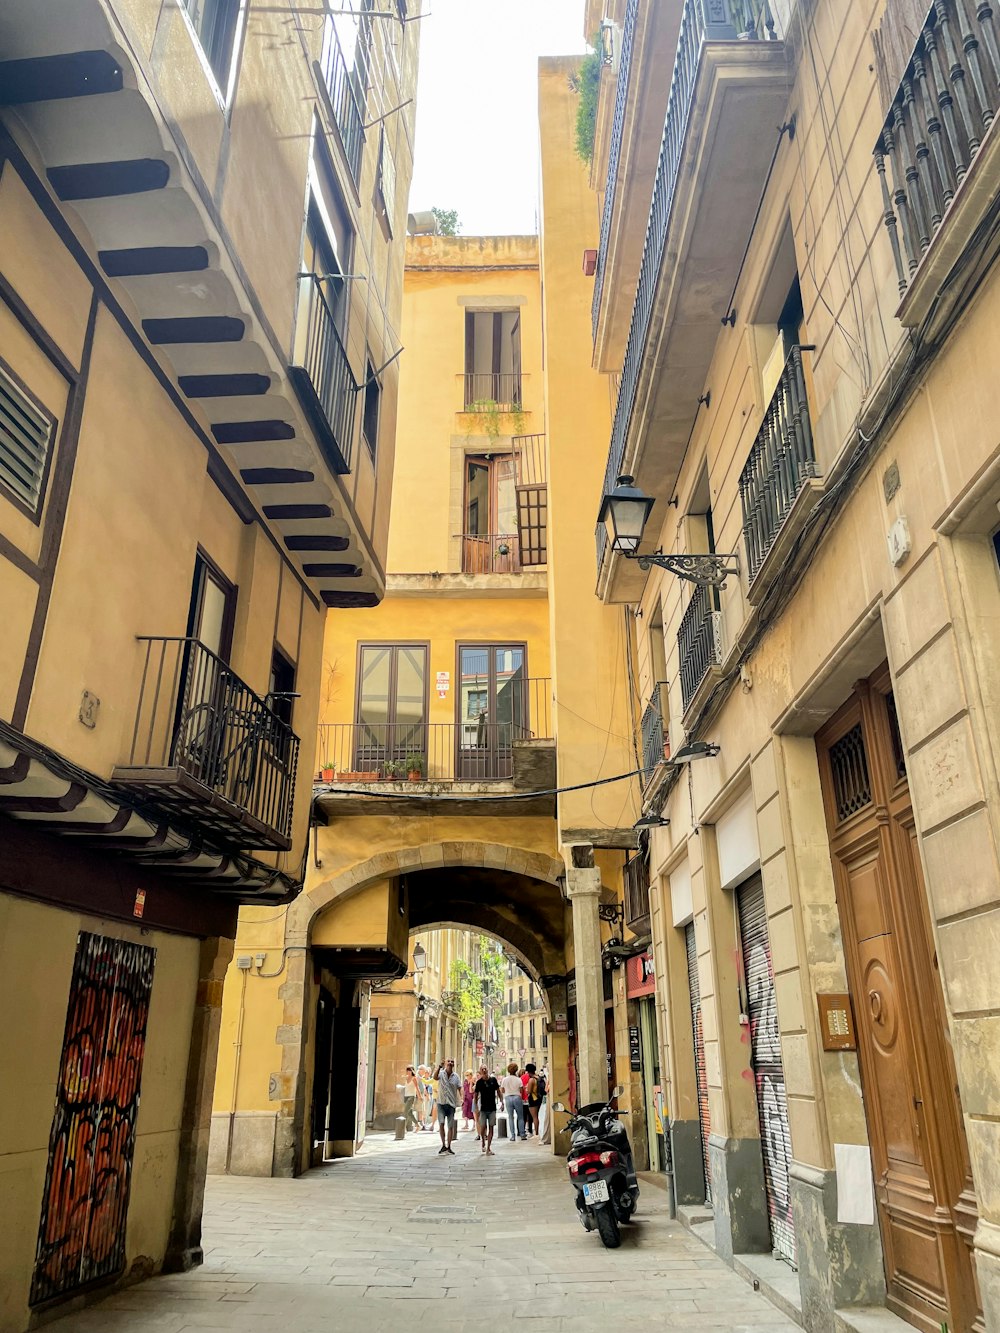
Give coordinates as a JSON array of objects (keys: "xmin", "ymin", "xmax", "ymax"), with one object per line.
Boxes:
[
  {"xmin": 383, "ymin": 759, "xmax": 406, "ymax": 780},
  {"xmin": 405, "ymin": 752, "xmax": 425, "ymax": 781},
  {"xmin": 320, "ymin": 760, "xmax": 335, "ymax": 781}
]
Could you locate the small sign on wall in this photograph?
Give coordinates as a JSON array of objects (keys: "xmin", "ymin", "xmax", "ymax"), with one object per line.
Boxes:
[
  {"xmin": 629, "ymin": 1025, "xmax": 641, "ymax": 1071},
  {"xmin": 436, "ymin": 671, "xmax": 450, "ymax": 700}
]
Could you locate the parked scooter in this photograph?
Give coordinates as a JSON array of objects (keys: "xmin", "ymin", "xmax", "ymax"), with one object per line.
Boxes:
[{"xmin": 554, "ymin": 1085, "xmax": 639, "ymax": 1248}]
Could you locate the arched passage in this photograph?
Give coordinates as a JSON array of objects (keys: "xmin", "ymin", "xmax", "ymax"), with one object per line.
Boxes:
[{"xmin": 268, "ymin": 840, "xmax": 571, "ymax": 1177}]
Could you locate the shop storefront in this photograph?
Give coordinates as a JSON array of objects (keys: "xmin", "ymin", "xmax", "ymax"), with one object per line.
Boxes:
[{"xmin": 626, "ymin": 951, "xmax": 665, "ymax": 1174}]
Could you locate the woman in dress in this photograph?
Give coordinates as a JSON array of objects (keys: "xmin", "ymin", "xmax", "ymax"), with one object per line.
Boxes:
[{"xmin": 461, "ymin": 1069, "xmax": 475, "ymax": 1132}]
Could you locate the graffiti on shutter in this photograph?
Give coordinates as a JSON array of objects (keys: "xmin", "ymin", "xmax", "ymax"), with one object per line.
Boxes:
[
  {"xmin": 685, "ymin": 922, "xmax": 712, "ymax": 1205},
  {"xmin": 737, "ymin": 877, "xmax": 796, "ymax": 1265},
  {"xmin": 32, "ymin": 932, "xmax": 156, "ymax": 1304}
]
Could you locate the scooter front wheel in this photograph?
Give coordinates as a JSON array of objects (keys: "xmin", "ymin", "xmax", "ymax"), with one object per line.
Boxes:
[{"xmin": 594, "ymin": 1204, "xmax": 621, "ymax": 1248}]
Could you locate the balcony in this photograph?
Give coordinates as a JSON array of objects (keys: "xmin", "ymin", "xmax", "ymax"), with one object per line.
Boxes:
[
  {"xmin": 640, "ymin": 681, "xmax": 670, "ymax": 786},
  {"xmin": 678, "ymin": 584, "xmax": 724, "ymax": 717},
  {"xmin": 875, "ymin": 0, "xmax": 1000, "ymax": 331},
  {"xmin": 739, "ymin": 345, "xmax": 821, "ymax": 601},
  {"xmin": 289, "ymin": 275, "xmax": 357, "ymax": 474},
  {"xmin": 0, "ymin": 0, "xmax": 385, "ymax": 612},
  {"xmin": 624, "ymin": 849, "xmax": 651, "ymax": 935},
  {"xmin": 595, "ymin": 0, "xmax": 791, "ymax": 603},
  {"xmin": 460, "ymin": 533, "xmax": 522, "ymax": 574},
  {"xmin": 113, "ymin": 638, "xmax": 300, "ymax": 851},
  {"xmin": 463, "ymin": 372, "xmax": 522, "ymax": 411},
  {"xmin": 314, "ymin": 678, "xmax": 555, "ymax": 816},
  {"xmin": 591, "ymin": 0, "xmax": 682, "ymax": 369},
  {"xmin": 316, "ymin": 22, "xmax": 365, "ymax": 186}
]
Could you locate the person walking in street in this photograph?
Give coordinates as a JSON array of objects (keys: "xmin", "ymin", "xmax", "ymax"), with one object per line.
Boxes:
[
  {"xmin": 501, "ymin": 1061, "xmax": 526, "ymax": 1141},
  {"xmin": 473, "ymin": 1064, "xmax": 500, "ymax": 1155},
  {"xmin": 419, "ymin": 1064, "xmax": 435, "ymax": 1130},
  {"xmin": 461, "ymin": 1069, "xmax": 475, "ymax": 1132},
  {"xmin": 539, "ymin": 1065, "xmax": 552, "ymax": 1145},
  {"xmin": 520, "ymin": 1065, "xmax": 534, "ymax": 1136},
  {"xmin": 402, "ymin": 1065, "xmax": 423, "ymax": 1132},
  {"xmin": 434, "ymin": 1058, "xmax": 462, "ymax": 1154},
  {"xmin": 524, "ymin": 1062, "xmax": 544, "ymax": 1139}
]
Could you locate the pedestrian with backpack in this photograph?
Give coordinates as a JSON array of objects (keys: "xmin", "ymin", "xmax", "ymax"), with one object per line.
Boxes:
[{"xmin": 524, "ymin": 1062, "xmax": 545, "ymax": 1138}]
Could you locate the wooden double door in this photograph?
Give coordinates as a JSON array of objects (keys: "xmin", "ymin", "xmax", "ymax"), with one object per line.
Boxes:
[{"xmin": 817, "ymin": 668, "xmax": 982, "ymax": 1332}]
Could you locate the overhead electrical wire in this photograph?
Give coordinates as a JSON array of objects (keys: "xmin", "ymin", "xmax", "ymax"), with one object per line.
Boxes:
[{"xmin": 316, "ymin": 764, "xmax": 654, "ymax": 803}]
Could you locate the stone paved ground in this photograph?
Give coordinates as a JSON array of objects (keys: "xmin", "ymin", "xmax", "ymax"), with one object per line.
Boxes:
[{"xmin": 52, "ymin": 1128, "xmax": 798, "ymax": 1332}]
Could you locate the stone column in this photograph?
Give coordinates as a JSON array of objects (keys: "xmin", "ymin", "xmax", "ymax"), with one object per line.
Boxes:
[
  {"xmin": 564, "ymin": 843, "xmax": 606, "ymax": 1106},
  {"xmin": 164, "ymin": 935, "xmax": 235, "ymax": 1272}
]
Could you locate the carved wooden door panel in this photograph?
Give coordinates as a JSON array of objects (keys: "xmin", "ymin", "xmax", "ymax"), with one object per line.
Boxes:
[{"xmin": 817, "ymin": 669, "xmax": 982, "ymax": 1332}]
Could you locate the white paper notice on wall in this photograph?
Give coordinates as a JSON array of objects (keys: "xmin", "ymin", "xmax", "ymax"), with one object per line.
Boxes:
[{"xmin": 834, "ymin": 1142, "xmax": 875, "ymax": 1225}]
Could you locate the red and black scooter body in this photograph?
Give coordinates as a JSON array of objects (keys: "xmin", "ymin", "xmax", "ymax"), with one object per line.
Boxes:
[{"xmin": 564, "ymin": 1094, "xmax": 638, "ymax": 1248}]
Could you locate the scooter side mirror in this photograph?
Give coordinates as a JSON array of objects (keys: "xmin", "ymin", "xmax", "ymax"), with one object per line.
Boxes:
[
  {"xmin": 552, "ymin": 1102, "xmax": 565, "ymax": 1112},
  {"xmin": 612, "ymin": 1085, "xmax": 624, "ymax": 1098}
]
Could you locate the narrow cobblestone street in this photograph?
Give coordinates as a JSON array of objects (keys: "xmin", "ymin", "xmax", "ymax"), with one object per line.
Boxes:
[{"xmin": 52, "ymin": 1130, "xmax": 796, "ymax": 1332}]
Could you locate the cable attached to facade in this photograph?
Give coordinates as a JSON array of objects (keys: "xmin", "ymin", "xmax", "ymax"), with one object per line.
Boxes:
[{"xmin": 316, "ymin": 765, "xmax": 653, "ymax": 803}]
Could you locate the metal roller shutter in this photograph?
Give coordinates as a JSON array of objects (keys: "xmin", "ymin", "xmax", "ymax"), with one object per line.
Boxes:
[
  {"xmin": 737, "ymin": 876, "xmax": 796, "ymax": 1265},
  {"xmin": 685, "ymin": 922, "xmax": 711, "ymax": 1205}
]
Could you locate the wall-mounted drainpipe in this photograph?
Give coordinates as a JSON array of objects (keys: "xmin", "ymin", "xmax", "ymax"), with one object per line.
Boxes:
[{"xmin": 225, "ymin": 964, "xmax": 250, "ymax": 1172}]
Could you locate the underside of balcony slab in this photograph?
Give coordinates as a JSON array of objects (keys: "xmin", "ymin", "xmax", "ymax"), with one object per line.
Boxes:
[
  {"xmin": 601, "ymin": 41, "xmax": 791, "ymax": 605},
  {"xmin": 0, "ymin": 0, "xmax": 384, "ymax": 612}
]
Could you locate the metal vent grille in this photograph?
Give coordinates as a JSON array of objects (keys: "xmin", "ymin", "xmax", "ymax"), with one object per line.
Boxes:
[
  {"xmin": 829, "ymin": 722, "xmax": 872, "ymax": 823},
  {"xmin": 0, "ymin": 364, "xmax": 53, "ymax": 511}
]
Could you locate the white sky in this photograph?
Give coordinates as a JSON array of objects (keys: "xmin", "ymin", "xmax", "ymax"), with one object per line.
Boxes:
[{"xmin": 407, "ymin": 0, "xmax": 590, "ymax": 236}]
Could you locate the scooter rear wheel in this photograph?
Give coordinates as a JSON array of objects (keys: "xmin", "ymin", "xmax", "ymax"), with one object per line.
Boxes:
[{"xmin": 594, "ymin": 1205, "xmax": 621, "ymax": 1248}]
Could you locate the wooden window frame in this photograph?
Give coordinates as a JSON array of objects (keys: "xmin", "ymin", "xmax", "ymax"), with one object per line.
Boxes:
[
  {"xmin": 353, "ymin": 641, "xmax": 430, "ymax": 750},
  {"xmin": 187, "ymin": 548, "xmax": 238, "ymax": 663}
]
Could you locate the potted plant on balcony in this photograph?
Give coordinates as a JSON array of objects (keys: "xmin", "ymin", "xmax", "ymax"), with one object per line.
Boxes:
[
  {"xmin": 319, "ymin": 760, "xmax": 335, "ymax": 781},
  {"xmin": 383, "ymin": 758, "xmax": 406, "ymax": 780},
  {"xmin": 405, "ymin": 752, "xmax": 425, "ymax": 782}
]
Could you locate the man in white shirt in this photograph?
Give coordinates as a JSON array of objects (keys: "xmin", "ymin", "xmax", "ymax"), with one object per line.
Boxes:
[{"xmin": 434, "ymin": 1058, "xmax": 462, "ymax": 1154}]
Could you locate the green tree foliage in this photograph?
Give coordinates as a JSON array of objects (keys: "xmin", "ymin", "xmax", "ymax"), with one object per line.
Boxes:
[
  {"xmin": 448, "ymin": 937, "xmax": 506, "ymax": 1034},
  {"xmin": 432, "ymin": 206, "xmax": 460, "ymax": 236},
  {"xmin": 572, "ymin": 40, "xmax": 603, "ymax": 165}
]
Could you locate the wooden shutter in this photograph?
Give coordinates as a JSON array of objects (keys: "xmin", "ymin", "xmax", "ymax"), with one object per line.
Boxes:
[
  {"xmin": 516, "ymin": 484, "xmax": 547, "ymax": 566},
  {"xmin": 737, "ymin": 876, "xmax": 796, "ymax": 1265},
  {"xmin": 0, "ymin": 363, "xmax": 54, "ymax": 512},
  {"xmin": 685, "ymin": 922, "xmax": 712, "ymax": 1204}
]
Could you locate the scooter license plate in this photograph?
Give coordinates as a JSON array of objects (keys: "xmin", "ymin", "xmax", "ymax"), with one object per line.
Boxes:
[{"xmin": 583, "ymin": 1179, "xmax": 609, "ymax": 1204}]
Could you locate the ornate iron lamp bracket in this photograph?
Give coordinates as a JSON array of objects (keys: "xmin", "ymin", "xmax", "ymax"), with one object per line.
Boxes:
[
  {"xmin": 631, "ymin": 550, "xmax": 741, "ymax": 588},
  {"xmin": 598, "ymin": 902, "xmax": 625, "ymax": 928}
]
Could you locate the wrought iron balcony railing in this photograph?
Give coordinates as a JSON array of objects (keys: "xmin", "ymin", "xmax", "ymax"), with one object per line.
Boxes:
[
  {"xmin": 115, "ymin": 637, "xmax": 300, "ymax": 850},
  {"xmin": 624, "ymin": 849, "xmax": 651, "ymax": 932},
  {"xmin": 318, "ymin": 20, "xmax": 365, "ymax": 185},
  {"xmin": 640, "ymin": 681, "xmax": 670, "ymax": 784},
  {"xmin": 459, "ymin": 532, "xmax": 521, "ymax": 574},
  {"xmin": 597, "ymin": 0, "xmax": 779, "ymax": 572},
  {"xmin": 875, "ymin": 0, "xmax": 1000, "ymax": 297},
  {"xmin": 739, "ymin": 345, "xmax": 816, "ymax": 581},
  {"xmin": 290, "ymin": 274, "xmax": 357, "ymax": 474},
  {"xmin": 592, "ymin": 0, "xmax": 640, "ymax": 342},
  {"xmin": 678, "ymin": 583, "xmax": 724, "ymax": 711},
  {"xmin": 463, "ymin": 372, "xmax": 522, "ymax": 411},
  {"xmin": 316, "ymin": 678, "xmax": 552, "ymax": 785}
]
